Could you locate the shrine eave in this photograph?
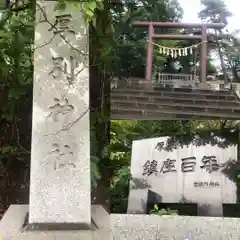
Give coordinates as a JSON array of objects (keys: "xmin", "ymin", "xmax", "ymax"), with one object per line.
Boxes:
[
  {"xmin": 153, "ymin": 34, "xmax": 202, "ymax": 40},
  {"xmin": 133, "ymin": 21, "xmax": 225, "ymax": 29}
]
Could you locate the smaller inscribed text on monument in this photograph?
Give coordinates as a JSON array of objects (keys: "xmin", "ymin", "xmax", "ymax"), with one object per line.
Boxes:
[
  {"xmin": 48, "ymin": 14, "xmax": 75, "ymax": 35},
  {"xmin": 47, "ymin": 98, "xmax": 74, "ymax": 122},
  {"xmin": 50, "ymin": 143, "xmax": 76, "ymax": 170},
  {"xmin": 155, "ymin": 141, "xmax": 164, "ymax": 151},
  {"xmin": 193, "ymin": 181, "xmax": 220, "ymax": 188},
  {"xmin": 142, "ymin": 155, "xmax": 221, "ymax": 176}
]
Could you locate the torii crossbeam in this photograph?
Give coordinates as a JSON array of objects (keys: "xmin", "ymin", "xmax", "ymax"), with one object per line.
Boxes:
[{"xmin": 133, "ymin": 21, "xmax": 225, "ymax": 84}]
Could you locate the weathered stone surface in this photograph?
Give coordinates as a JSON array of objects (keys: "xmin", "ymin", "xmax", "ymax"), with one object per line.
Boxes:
[
  {"xmin": 30, "ymin": 1, "xmax": 90, "ymax": 224},
  {"xmin": 111, "ymin": 214, "xmax": 240, "ymax": 239},
  {"xmin": 0, "ymin": 205, "xmax": 109, "ymax": 240}
]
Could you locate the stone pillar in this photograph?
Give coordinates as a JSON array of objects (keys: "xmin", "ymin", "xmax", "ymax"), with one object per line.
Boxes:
[
  {"xmin": 29, "ymin": 1, "xmax": 90, "ymax": 225},
  {"xmin": 0, "ymin": 2, "xmax": 109, "ymax": 239}
]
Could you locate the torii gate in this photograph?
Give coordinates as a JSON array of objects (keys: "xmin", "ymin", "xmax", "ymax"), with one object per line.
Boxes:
[{"xmin": 133, "ymin": 21, "xmax": 225, "ymax": 84}]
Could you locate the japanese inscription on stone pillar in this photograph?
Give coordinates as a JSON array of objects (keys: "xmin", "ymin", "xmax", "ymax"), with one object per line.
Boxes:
[{"xmin": 30, "ymin": 1, "xmax": 90, "ymax": 224}]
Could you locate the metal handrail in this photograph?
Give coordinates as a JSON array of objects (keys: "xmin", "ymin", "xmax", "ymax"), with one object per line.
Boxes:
[{"xmin": 156, "ymin": 73, "xmax": 199, "ymax": 87}]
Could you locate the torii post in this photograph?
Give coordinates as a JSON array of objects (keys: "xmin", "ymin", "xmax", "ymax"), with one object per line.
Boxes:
[{"xmin": 133, "ymin": 21, "xmax": 225, "ymax": 84}]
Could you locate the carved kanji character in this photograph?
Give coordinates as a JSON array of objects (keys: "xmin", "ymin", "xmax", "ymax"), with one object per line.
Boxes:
[
  {"xmin": 200, "ymin": 156, "xmax": 220, "ymax": 173},
  {"xmin": 209, "ymin": 181, "xmax": 215, "ymax": 187},
  {"xmin": 48, "ymin": 98, "xmax": 74, "ymax": 122},
  {"xmin": 142, "ymin": 160, "xmax": 158, "ymax": 176},
  {"xmin": 215, "ymin": 182, "xmax": 220, "ymax": 187},
  {"xmin": 193, "ymin": 181, "xmax": 198, "ymax": 187},
  {"xmin": 160, "ymin": 158, "xmax": 176, "ymax": 173},
  {"xmin": 50, "ymin": 143, "xmax": 75, "ymax": 170},
  {"xmin": 198, "ymin": 182, "xmax": 204, "ymax": 187},
  {"xmin": 48, "ymin": 14, "xmax": 75, "ymax": 35},
  {"xmin": 49, "ymin": 56, "xmax": 78, "ymax": 84},
  {"xmin": 155, "ymin": 142, "xmax": 164, "ymax": 151},
  {"xmin": 203, "ymin": 181, "xmax": 208, "ymax": 187},
  {"xmin": 181, "ymin": 157, "xmax": 196, "ymax": 172}
]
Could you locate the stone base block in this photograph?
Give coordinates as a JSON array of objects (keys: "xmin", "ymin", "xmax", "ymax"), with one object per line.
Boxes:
[
  {"xmin": 0, "ymin": 205, "xmax": 109, "ymax": 240},
  {"xmin": 111, "ymin": 214, "xmax": 240, "ymax": 239}
]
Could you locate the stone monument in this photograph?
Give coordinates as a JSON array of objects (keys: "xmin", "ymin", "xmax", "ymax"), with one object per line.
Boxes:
[
  {"xmin": 109, "ymin": 135, "xmax": 240, "ymax": 240},
  {"xmin": 127, "ymin": 136, "xmax": 238, "ymax": 216},
  {"xmin": 0, "ymin": 1, "xmax": 109, "ymax": 239}
]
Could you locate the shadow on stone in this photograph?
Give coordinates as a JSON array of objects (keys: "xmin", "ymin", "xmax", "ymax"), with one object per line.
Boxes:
[
  {"xmin": 23, "ymin": 212, "xmax": 98, "ymax": 231},
  {"xmin": 147, "ymin": 189, "xmax": 162, "ymax": 205},
  {"xmin": 131, "ymin": 177, "xmax": 152, "ymax": 189}
]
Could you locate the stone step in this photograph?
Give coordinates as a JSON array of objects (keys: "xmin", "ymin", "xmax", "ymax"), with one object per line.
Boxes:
[
  {"xmin": 112, "ymin": 113, "xmax": 178, "ymax": 120},
  {"xmin": 113, "ymin": 87, "xmax": 234, "ymax": 96},
  {"xmin": 112, "ymin": 113, "xmax": 224, "ymax": 120},
  {"xmin": 111, "ymin": 100, "xmax": 240, "ymax": 114},
  {"xmin": 112, "ymin": 91, "xmax": 237, "ymax": 101},
  {"xmin": 111, "ymin": 107, "xmax": 240, "ymax": 120},
  {"xmin": 153, "ymin": 86, "xmax": 231, "ymax": 94},
  {"xmin": 111, "ymin": 94, "xmax": 240, "ymax": 107}
]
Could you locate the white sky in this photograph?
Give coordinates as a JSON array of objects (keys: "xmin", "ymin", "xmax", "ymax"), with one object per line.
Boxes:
[
  {"xmin": 178, "ymin": 0, "xmax": 239, "ymax": 32},
  {"xmin": 178, "ymin": 0, "xmax": 239, "ymax": 70}
]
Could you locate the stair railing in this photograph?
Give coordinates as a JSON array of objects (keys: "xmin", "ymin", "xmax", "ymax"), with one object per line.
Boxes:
[{"xmin": 156, "ymin": 73, "xmax": 199, "ymax": 88}]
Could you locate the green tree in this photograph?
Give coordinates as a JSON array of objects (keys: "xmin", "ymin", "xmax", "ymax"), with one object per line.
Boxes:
[
  {"xmin": 110, "ymin": 0, "xmax": 184, "ymax": 78},
  {"xmin": 199, "ymin": 0, "xmax": 233, "ymax": 83},
  {"xmin": 0, "ymin": 2, "xmax": 35, "ymax": 217},
  {"xmin": 221, "ymin": 30, "xmax": 240, "ymax": 81}
]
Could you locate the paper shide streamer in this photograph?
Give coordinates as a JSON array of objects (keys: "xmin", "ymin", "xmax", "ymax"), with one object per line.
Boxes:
[
  {"xmin": 158, "ymin": 45, "xmax": 197, "ymax": 57},
  {"xmin": 149, "ymin": 40, "xmax": 207, "ymax": 58}
]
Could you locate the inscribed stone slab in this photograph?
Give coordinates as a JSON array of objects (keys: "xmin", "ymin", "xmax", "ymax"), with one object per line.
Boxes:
[
  {"xmin": 128, "ymin": 136, "xmax": 237, "ymax": 216},
  {"xmin": 29, "ymin": 1, "xmax": 90, "ymax": 224}
]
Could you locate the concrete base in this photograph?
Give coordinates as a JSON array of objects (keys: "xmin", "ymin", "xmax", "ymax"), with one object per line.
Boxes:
[
  {"xmin": 198, "ymin": 82, "xmax": 210, "ymax": 89},
  {"xmin": 0, "ymin": 205, "xmax": 109, "ymax": 240},
  {"xmin": 111, "ymin": 214, "xmax": 240, "ymax": 239}
]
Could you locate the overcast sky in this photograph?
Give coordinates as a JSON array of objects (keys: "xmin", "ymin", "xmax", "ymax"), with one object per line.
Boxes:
[
  {"xmin": 178, "ymin": 0, "xmax": 239, "ymax": 32},
  {"xmin": 177, "ymin": 0, "xmax": 239, "ymax": 69}
]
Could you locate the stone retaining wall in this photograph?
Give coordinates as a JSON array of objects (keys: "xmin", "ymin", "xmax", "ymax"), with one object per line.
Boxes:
[{"xmin": 111, "ymin": 214, "xmax": 240, "ymax": 239}]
